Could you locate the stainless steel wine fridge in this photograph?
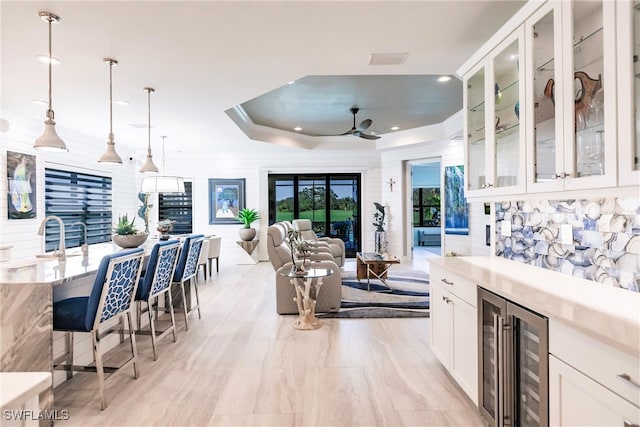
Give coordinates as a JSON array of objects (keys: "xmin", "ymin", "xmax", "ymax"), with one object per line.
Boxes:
[{"xmin": 478, "ymin": 287, "xmax": 549, "ymax": 427}]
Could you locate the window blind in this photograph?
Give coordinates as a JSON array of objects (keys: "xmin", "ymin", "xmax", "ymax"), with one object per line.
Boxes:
[
  {"xmin": 158, "ymin": 181, "xmax": 193, "ymax": 235},
  {"xmin": 44, "ymin": 168, "xmax": 112, "ymax": 252}
]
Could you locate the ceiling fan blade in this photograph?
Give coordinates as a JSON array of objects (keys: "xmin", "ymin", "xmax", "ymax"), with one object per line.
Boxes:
[
  {"xmin": 359, "ymin": 133, "xmax": 381, "ymax": 140},
  {"xmin": 340, "ymin": 127, "xmax": 357, "ymax": 135},
  {"xmin": 356, "ymin": 119, "xmax": 372, "ymax": 132}
]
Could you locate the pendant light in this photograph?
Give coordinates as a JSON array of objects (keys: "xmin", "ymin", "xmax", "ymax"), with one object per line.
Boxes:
[
  {"xmin": 98, "ymin": 58, "xmax": 123, "ymax": 163},
  {"xmin": 34, "ymin": 11, "xmax": 67, "ymax": 151},
  {"xmin": 139, "ymin": 87, "xmax": 159, "ymax": 173},
  {"xmin": 141, "ymin": 136, "xmax": 185, "ymax": 193}
]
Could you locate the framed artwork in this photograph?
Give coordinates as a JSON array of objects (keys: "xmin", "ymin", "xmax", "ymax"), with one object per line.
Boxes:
[
  {"xmin": 7, "ymin": 151, "xmax": 37, "ymax": 219},
  {"xmin": 444, "ymin": 165, "xmax": 469, "ymax": 235},
  {"xmin": 208, "ymin": 178, "xmax": 245, "ymax": 224}
]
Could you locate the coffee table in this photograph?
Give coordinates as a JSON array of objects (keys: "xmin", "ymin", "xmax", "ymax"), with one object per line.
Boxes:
[{"xmin": 356, "ymin": 252, "xmax": 401, "ymax": 291}]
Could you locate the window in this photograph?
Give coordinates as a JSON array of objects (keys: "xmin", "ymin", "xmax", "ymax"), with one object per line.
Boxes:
[
  {"xmin": 268, "ymin": 174, "xmax": 361, "ymax": 257},
  {"xmin": 158, "ymin": 182, "xmax": 193, "ymax": 235},
  {"xmin": 44, "ymin": 168, "xmax": 112, "ymax": 251},
  {"xmin": 413, "ymin": 187, "xmax": 441, "ymax": 227}
]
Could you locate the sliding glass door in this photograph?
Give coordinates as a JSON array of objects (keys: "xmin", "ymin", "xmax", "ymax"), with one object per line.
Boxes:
[{"xmin": 268, "ymin": 173, "xmax": 361, "ymax": 257}]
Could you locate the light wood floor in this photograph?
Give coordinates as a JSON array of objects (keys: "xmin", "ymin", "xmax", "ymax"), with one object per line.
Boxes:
[{"xmin": 53, "ymin": 257, "xmax": 483, "ymax": 427}]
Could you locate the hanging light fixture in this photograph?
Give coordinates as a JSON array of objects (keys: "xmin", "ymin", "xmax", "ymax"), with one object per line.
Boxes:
[
  {"xmin": 98, "ymin": 58, "xmax": 123, "ymax": 163},
  {"xmin": 139, "ymin": 87, "xmax": 159, "ymax": 173},
  {"xmin": 34, "ymin": 11, "xmax": 67, "ymax": 151},
  {"xmin": 141, "ymin": 136, "xmax": 185, "ymax": 193}
]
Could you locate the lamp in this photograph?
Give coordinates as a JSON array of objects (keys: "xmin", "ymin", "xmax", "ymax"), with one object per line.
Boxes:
[
  {"xmin": 141, "ymin": 136, "xmax": 185, "ymax": 194},
  {"xmin": 139, "ymin": 87, "xmax": 159, "ymax": 173},
  {"xmin": 98, "ymin": 58, "xmax": 123, "ymax": 163},
  {"xmin": 34, "ymin": 11, "xmax": 67, "ymax": 151}
]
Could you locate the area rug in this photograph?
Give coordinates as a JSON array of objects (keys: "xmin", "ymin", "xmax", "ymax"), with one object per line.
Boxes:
[{"xmin": 319, "ymin": 270, "xmax": 430, "ymax": 319}]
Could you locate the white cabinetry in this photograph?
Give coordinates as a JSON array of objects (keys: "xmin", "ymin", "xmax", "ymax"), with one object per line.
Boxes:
[
  {"xmin": 549, "ymin": 319, "xmax": 640, "ymax": 426},
  {"xmin": 429, "ymin": 264, "xmax": 478, "ymax": 404},
  {"xmin": 460, "ymin": 0, "xmax": 640, "ymax": 198},
  {"xmin": 465, "ymin": 29, "xmax": 526, "ymax": 198}
]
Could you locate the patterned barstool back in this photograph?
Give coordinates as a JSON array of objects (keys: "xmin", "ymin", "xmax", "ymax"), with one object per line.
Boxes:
[
  {"xmin": 87, "ymin": 248, "xmax": 145, "ymax": 330},
  {"xmin": 172, "ymin": 234, "xmax": 205, "ymax": 331},
  {"xmin": 137, "ymin": 240, "xmax": 181, "ymax": 302}
]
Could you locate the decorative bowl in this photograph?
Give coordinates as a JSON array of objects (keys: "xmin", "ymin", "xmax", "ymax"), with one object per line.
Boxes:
[{"xmin": 112, "ymin": 233, "xmax": 149, "ymax": 249}]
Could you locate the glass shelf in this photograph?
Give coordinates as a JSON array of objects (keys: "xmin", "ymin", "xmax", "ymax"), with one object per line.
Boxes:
[
  {"xmin": 496, "ymin": 123, "xmax": 520, "ymax": 140},
  {"xmin": 469, "ymin": 137, "xmax": 486, "ymax": 146},
  {"xmin": 536, "ymin": 26, "xmax": 603, "ymax": 72},
  {"xmin": 470, "ymin": 100, "xmax": 485, "ymax": 112}
]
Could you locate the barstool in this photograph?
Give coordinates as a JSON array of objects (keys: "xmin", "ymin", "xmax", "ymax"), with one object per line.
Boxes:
[
  {"xmin": 172, "ymin": 234, "xmax": 204, "ymax": 331},
  {"xmin": 52, "ymin": 248, "xmax": 145, "ymax": 410},
  {"xmin": 135, "ymin": 240, "xmax": 181, "ymax": 361}
]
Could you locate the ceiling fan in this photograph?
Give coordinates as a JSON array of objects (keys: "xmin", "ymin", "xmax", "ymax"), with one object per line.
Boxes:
[{"xmin": 333, "ymin": 107, "xmax": 380, "ymax": 140}]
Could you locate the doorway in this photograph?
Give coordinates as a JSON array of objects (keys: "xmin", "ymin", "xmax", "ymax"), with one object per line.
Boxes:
[{"xmin": 410, "ymin": 160, "xmax": 442, "ymax": 260}]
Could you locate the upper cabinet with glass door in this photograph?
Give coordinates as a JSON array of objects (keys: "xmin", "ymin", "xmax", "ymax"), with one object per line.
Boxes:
[
  {"xmin": 617, "ymin": 0, "xmax": 640, "ymax": 186},
  {"xmin": 527, "ymin": 0, "xmax": 617, "ymax": 192},
  {"xmin": 464, "ymin": 29, "xmax": 526, "ymax": 198}
]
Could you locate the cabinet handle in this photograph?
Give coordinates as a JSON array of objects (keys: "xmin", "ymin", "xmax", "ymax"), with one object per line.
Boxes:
[
  {"xmin": 441, "ymin": 296, "xmax": 451, "ymax": 304},
  {"xmin": 623, "ymin": 420, "xmax": 639, "ymax": 427},
  {"xmin": 440, "ymin": 278, "xmax": 454, "ymax": 286},
  {"xmin": 482, "ymin": 183, "xmax": 494, "ymax": 189},
  {"xmin": 617, "ymin": 373, "xmax": 640, "ymax": 390},
  {"xmin": 554, "ymin": 172, "xmax": 571, "ymax": 179}
]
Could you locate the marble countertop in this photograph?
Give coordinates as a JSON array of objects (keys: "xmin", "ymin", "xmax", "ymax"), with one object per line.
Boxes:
[
  {"xmin": 0, "ymin": 372, "xmax": 51, "ymax": 408},
  {"xmin": 0, "ymin": 240, "xmax": 159, "ymax": 286},
  {"xmin": 429, "ymin": 256, "xmax": 640, "ymax": 357}
]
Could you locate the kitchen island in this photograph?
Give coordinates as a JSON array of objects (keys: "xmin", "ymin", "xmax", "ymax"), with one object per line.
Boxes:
[{"xmin": 0, "ymin": 241, "xmax": 158, "ymax": 417}]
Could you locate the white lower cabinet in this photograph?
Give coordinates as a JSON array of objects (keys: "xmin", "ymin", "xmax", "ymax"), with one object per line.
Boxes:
[
  {"xmin": 430, "ymin": 265, "xmax": 478, "ymax": 405},
  {"xmin": 550, "ymin": 355, "xmax": 640, "ymax": 427}
]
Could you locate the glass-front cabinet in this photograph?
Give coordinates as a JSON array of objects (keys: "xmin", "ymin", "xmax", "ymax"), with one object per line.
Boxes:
[
  {"xmin": 618, "ymin": 0, "xmax": 640, "ymax": 186},
  {"xmin": 526, "ymin": 0, "xmax": 617, "ymax": 192},
  {"xmin": 464, "ymin": 28, "xmax": 525, "ymax": 197}
]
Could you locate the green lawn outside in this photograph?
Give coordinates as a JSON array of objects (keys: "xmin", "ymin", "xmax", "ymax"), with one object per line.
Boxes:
[{"xmin": 275, "ymin": 210, "xmax": 354, "ymax": 223}]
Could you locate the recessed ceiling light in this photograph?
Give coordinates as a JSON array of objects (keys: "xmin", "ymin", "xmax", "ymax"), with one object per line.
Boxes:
[
  {"xmin": 391, "ymin": 126, "xmax": 400, "ymax": 131},
  {"xmin": 31, "ymin": 99, "xmax": 48, "ymax": 106},
  {"xmin": 437, "ymin": 75, "xmax": 452, "ymax": 82},
  {"xmin": 114, "ymin": 100, "xmax": 130, "ymax": 106},
  {"xmin": 294, "ymin": 126, "xmax": 302, "ymax": 131},
  {"xmin": 370, "ymin": 131, "xmax": 377, "ymax": 136},
  {"xmin": 36, "ymin": 55, "xmax": 60, "ymax": 65},
  {"xmin": 510, "ymin": 54, "xmax": 518, "ymax": 61},
  {"xmin": 288, "ymin": 80, "xmax": 296, "ymax": 85}
]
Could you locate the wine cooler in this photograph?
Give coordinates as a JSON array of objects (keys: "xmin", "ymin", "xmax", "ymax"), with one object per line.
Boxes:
[{"xmin": 478, "ymin": 287, "xmax": 549, "ymax": 427}]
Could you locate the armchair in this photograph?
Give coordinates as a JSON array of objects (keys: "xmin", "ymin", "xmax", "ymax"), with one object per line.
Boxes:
[
  {"xmin": 292, "ymin": 219, "xmax": 345, "ymax": 267},
  {"xmin": 266, "ymin": 225, "xmax": 341, "ymax": 314}
]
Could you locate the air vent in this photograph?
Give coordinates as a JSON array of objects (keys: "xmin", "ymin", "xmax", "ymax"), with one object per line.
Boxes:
[{"xmin": 369, "ymin": 52, "xmax": 409, "ymax": 66}]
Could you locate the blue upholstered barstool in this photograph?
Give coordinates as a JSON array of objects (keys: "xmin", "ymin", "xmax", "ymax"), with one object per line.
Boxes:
[
  {"xmin": 135, "ymin": 240, "xmax": 181, "ymax": 361},
  {"xmin": 172, "ymin": 234, "xmax": 204, "ymax": 331},
  {"xmin": 53, "ymin": 248, "xmax": 145, "ymax": 410}
]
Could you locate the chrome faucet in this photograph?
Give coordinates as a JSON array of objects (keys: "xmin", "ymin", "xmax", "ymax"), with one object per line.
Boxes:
[
  {"xmin": 70, "ymin": 221, "xmax": 88, "ymax": 256},
  {"xmin": 37, "ymin": 215, "xmax": 66, "ymax": 260}
]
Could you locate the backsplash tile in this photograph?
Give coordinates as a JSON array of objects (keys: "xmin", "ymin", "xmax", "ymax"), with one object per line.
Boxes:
[{"xmin": 495, "ymin": 197, "xmax": 640, "ymax": 292}]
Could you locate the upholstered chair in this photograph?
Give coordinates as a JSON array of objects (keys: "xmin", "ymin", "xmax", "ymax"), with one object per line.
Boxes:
[
  {"xmin": 266, "ymin": 225, "xmax": 341, "ymax": 314},
  {"xmin": 135, "ymin": 240, "xmax": 181, "ymax": 361},
  {"xmin": 196, "ymin": 239, "xmax": 210, "ymax": 280},
  {"xmin": 53, "ymin": 248, "xmax": 145, "ymax": 410},
  {"xmin": 172, "ymin": 234, "xmax": 205, "ymax": 331},
  {"xmin": 207, "ymin": 236, "xmax": 222, "ymax": 275},
  {"xmin": 292, "ymin": 219, "xmax": 345, "ymax": 267}
]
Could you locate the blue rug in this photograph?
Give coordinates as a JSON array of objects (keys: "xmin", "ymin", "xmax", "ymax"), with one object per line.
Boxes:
[{"xmin": 319, "ymin": 271, "xmax": 430, "ymax": 318}]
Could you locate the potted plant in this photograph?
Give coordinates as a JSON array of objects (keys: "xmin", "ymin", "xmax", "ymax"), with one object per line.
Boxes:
[
  {"xmin": 157, "ymin": 219, "xmax": 176, "ymax": 241},
  {"xmin": 237, "ymin": 208, "xmax": 260, "ymax": 241},
  {"xmin": 112, "ymin": 214, "xmax": 149, "ymax": 248}
]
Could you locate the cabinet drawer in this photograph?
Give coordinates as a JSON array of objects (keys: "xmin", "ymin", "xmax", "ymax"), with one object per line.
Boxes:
[
  {"xmin": 550, "ymin": 318, "xmax": 640, "ymax": 408},
  {"xmin": 430, "ymin": 264, "xmax": 477, "ymax": 307}
]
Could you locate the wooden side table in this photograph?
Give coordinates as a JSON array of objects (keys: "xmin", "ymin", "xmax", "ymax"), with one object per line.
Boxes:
[
  {"xmin": 356, "ymin": 252, "xmax": 401, "ymax": 291},
  {"xmin": 280, "ymin": 267, "xmax": 332, "ymax": 330}
]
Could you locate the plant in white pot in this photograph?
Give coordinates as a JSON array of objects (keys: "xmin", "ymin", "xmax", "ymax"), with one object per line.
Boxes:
[
  {"xmin": 112, "ymin": 214, "xmax": 149, "ymax": 248},
  {"xmin": 237, "ymin": 208, "xmax": 260, "ymax": 241}
]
